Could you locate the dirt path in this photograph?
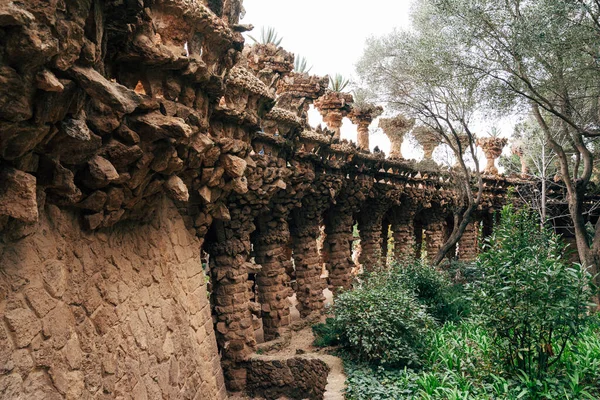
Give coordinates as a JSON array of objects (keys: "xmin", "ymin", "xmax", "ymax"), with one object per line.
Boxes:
[{"xmin": 230, "ymin": 289, "xmax": 347, "ymax": 399}]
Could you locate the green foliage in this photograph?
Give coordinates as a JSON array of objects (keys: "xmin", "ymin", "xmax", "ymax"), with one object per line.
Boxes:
[
  {"xmin": 293, "ymin": 55, "xmax": 312, "ymax": 73},
  {"xmin": 248, "ymin": 26, "xmax": 282, "ymax": 46},
  {"xmin": 390, "ymin": 259, "xmax": 470, "ymax": 323},
  {"xmin": 312, "ymin": 317, "xmax": 341, "ymax": 347},
  {"xmin": 344, "ymin": 319, "xmax": 600, "ymax": 399},
  {"xmin": 474, "ymin": 205, "xmax": 594, "ymax": 377},
  {"xmin": 333, "ymin": 277, "xmax": 435, "ymax": 366},
  {"xmin": 328, "ymin": 73, "xmax": 350, "ymax": 93}
]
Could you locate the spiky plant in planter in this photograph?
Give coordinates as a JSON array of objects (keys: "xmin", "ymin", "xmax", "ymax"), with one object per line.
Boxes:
[
  {"xmin": 248, "ymin": 26, "xmax": 283, "ymax": 46},
  {"xmin": 477, "ymin": 129, "xmax": 508, "ymax": 175},
  {"xmin": 348, "ymin": 88, "xmax": 383, "ymax": 151},
  {"xmin": 328, "ymin": 73, "xmax": 350, "ymax": 92},
  {"xmin": 314, "ymin": 74, "xmax": 353, "ymax": 139},
  {"xmin": 293, "ymin": 55, "xmax": 312, "ymax": 74}
]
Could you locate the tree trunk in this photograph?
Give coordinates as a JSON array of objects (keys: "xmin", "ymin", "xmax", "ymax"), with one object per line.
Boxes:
[{"xmin": 432, "ymin": 205, "xmax": 476, "ymax": 266}]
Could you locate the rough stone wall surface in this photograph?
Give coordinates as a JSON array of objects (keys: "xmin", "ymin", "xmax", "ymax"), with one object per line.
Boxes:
[
  {"xmin": 457, "ymin": 221, "xmax": 479, "ymax": 261},
  {"xmin": 246, "ymin": 357, "xmax": 330, "ymax": 400},
  {"xmin": 425, "ymin": 218, "xmax": 447, "ymax": 262},
  {"xmin": 0, "ymin": 199, "xmax": 225, "ymax": 399}
]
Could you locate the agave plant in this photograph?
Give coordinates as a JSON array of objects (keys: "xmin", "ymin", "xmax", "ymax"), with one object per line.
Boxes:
[
  {"xmin": 248, "ymin": 26, "xmax": 283, "ymax": 46},
  {"xmin": 329, "ymin": 73, "xmax": 350, "ymax": 92},
  {"xmin": 487, "ymin": 126, "xmax": 502, "ymax": 138},
  {"xmin": 294, "ymin": 55, "xmax": 312, "ymax": 73}
]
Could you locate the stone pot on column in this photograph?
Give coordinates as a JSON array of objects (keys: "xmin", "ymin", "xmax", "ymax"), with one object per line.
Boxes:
[
  {"xmin": 449, "ymin": 133, "xmax": 470, "ymax": 168},
  {"xmin": 348, "ymin": 103, "xmax": 383, "ymax": 152},
  {"xmin": 276, "ymin": 72, "xmax": 329, "ymax": 123},
  {"xmin": 379, "ymin": 115, "xmax": 415, "ymax": 159},
  {"xmin": 477, "ymin": 137, "xmax": 508, "ymax": 175},
  {"xmin": 511, "ymin": 143, "xmax": 529, "ymax": 178},
  {"xmin": 245, "ymin": 43, "xmax": 294, "ymax": 88},
  {"xmin": 314, "ymin": 91, "xmax": 354, "ymax": 140},
  {"xmin": 413, "ymin": 126, "xmax": 440, "ymax": 164}
]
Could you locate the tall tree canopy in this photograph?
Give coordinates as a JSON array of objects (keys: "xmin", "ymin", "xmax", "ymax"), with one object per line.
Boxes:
[
  {"xmin": 357, "ymin": 5, "xmax": 487, "ymax": 264},
  {"xmin": 359, "ymin": 0, "xmax": 600, "ymax": 294}
]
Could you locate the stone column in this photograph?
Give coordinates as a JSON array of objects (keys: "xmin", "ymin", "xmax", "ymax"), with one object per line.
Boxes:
[
  {"xmin": 379, "ymin": 115, "xmax": 415, "ymax": 159},
  {"xmin": 511, "ymin": 143, "xmax": 529, "ymax": 178},
  {"xmin": 349, "ymin": 104, "xmax": 383, "ymax": 151},
  {"xmin": 424, "ymin": 213, "xmax": 446, "ymax": 263},
  {"xmin": 324, "ymin": 210, "xmax": 355, "ymax": 290},
  {"xmin": 314, "ymin": 91, "xmax": 354, "ymax": 140},
  {"xmin": 413, "ymin": 126, "xmax": 440, "ymax": 162},
  {"xmin": 206, "ymin": 223, "xmax": 256, "ymax": 391},
  {"xmin": 381, "ymin": 217, "xmax": 391, "ymax": 266},
  {"xmin": 290, "ymin": 222, "xmax": 326, "ymax": 317},
  {"xmin": 458, "ymin": 221, "xmax": 479, "ymax": 261},
  {"xmin": 477, "ymin": 137, "xmax": 508, "ymax": 175},
  {"xmin": 253, "ymin": 218, "xmax": 292, "ymax": 341},
  {"xmin": 357, "ymin": 200, "xmax": 389, "ymax": 271},
  {"xmin": 389, "ymin": 203, "xmax": 419, "ymax": 261}
]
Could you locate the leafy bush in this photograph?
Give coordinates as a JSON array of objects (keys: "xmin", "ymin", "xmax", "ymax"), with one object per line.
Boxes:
[
  {"xmin": 344, "ymin": 319, "xmax": 600, "ymax": 399},
  {"xmin": 390, "ymin": 259, "xmax": 470, "ymax": 323},
  {"xmin": 312, "ymin": 317, "xmax": 341, "ymax": 347},
  {"xmin": 474, "ymin": 205, "xmax": 594, "ymax": 377},
  {"xmin": 332, "ymin": 276, "xmax": 435, "ymax": 366}
]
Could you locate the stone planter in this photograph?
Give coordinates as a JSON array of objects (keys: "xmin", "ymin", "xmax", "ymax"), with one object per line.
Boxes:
[{"xmin": 477, "ymin": 137, "xmax": 508, "ymax": 175}]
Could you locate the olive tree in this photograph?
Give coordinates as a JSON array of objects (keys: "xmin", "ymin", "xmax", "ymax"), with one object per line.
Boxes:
[
  {"xmin": 418, "ymin": 0, "xmax": 600, "ymax": 299},
  {"xmin": 356, "ymin": 16, "xmax": 487, "ymax": 265}
]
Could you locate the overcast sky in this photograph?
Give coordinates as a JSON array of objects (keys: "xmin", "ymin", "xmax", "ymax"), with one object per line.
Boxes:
[{"xmin": 240, "ymin": 0, "xmax": 510, "ymax": 163}]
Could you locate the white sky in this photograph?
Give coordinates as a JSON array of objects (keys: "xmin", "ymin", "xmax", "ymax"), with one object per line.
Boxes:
[{"xmin": 241, "ymin": 0, "xmax": 512, "ymax": 165}]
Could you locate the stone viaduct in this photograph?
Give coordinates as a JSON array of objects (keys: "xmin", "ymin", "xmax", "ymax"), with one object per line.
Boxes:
[{"xmin": 0, "ymin": 0, "xmax": 513, "ymax": 398}]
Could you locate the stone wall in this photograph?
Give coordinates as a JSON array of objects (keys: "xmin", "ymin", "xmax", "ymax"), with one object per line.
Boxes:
[
  {"xmin": 246, "ymin": 356, "xmax": 330, "ymax": 400},
  {"xmin": 0, "ymin": 198, "xmax": 225, "ymax": 399}
]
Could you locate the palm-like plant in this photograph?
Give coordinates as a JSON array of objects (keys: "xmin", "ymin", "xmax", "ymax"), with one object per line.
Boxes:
[
  {"xmin": 329, "ymin": 73, "xmax": 350, "ymax": 92},
  {"xmin": 248, "ymin": 26, "xmax": 283, "ymax": 46},
  {"xmin": 294, "ymin": 55, "xmax": 312, "ymax": 73}
]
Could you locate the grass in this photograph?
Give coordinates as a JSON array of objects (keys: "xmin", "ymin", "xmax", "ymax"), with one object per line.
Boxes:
[{"xmin": 343, "ymin": 318, "xmax": 600, "ymax": 400}]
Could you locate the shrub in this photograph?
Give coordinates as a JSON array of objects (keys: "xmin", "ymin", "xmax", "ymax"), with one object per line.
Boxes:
[
  {"xmin": 312, "ymin": 317, "xmax": 342, "ymax": 347},
  {"xmin": 390, "ymin": 259, "xmax": 470, "ymax": 323},
  {"xmin": 474, "ymin": 205, "xmax": 594, "ymax": 377},
  {"xmin": 333, "ymin": 279, "xmax": 435, "ymax": 366}
]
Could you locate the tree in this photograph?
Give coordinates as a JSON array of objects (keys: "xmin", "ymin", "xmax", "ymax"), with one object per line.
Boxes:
[
  {"xmin": 418, "ymin": 0, "xmax": 600, "ymax": 299},
  {"xmin": 500, "ymin": 117, "xmax": 565, "ymax": 225},
  {"xmin": 356, "ymin": 20, "xmax": 486, "ymax": 265}
]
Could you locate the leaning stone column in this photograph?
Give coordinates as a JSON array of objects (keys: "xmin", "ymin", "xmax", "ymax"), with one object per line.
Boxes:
[
  {"xmin": 357, "ymin": 200, "xmax": 390, "ymax": 271},
  {"xmin": 424, "ymin": 212, "xmax": 447, "ymax": 263},
  {"xmin": 458, "ymin": 221, "xmax": 479, "ymax": 261},
  {"xmin": 324, "ymin": 209, "xmax": 355, "ymax": 290},
  {"xmin": 253, "ymin": 218, "xmax": 292, "ymax": 341},
  {"xmin": 290, "ymin": 222, "xmax": 326, "ymax": 317},
  {"xmin": 389, "ymin": 202, "xmax": 419, "ymax": 261},
  {"xmin": 206, "ymin": 225, "xmax": 256, "ymax": 391},
  {"xmin": 349, "ymin": 103, "xmax": 383, "ymax": 151}
]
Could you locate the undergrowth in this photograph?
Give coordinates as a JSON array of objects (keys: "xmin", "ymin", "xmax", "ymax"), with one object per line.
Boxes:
[
  {"xmin": 344, "ymin": 319, "xmax": 600, "ymax": 400},
  {"xmin": 317, "ymin": 205, "xmax": 600, "ymax": 400}
]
